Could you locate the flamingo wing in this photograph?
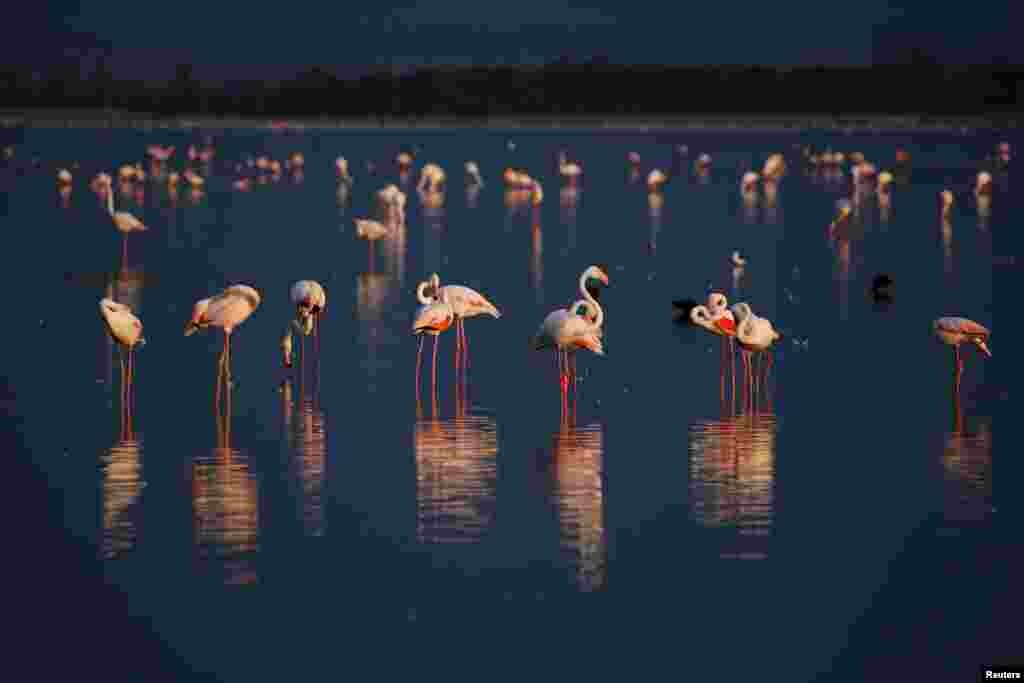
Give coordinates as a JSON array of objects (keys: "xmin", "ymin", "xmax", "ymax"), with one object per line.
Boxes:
[{"xmin": 936, "ymin": 317, "xmax": 989, "ymax": 337}]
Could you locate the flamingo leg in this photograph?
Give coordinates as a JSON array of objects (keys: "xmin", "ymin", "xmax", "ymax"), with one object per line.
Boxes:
[
  {"xmin": 121, "ymin": 237, "xmax": 128, "ymax": 267},
  {"xmin": 415, "ymin": 335, "xmax": 425, "ymax": 392},
  {"xmin": 431, "ymin": 333, "xmax": 439, "ymax": 397}
]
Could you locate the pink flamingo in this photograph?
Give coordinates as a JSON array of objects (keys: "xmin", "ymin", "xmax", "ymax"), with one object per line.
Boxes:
[
  {"xmin": 418, "ymin": 273, "xmax": 500, "ymax": 366},
  {"xmin": 184, "ymin": 285, "xmax": 262, "ymax": 395},
  {"xmin": 413, "ymin": 300, "xmax": 455, "ymax": 396},
  {"xmin": 730, "ymin": 303, "xmax": 781, "ymax": 410},
  {"xmin": 934, "ymin": 317, "xmax": 991, "ymax": 393}
]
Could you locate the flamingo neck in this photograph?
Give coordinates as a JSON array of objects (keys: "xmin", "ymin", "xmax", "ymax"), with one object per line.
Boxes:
[
  {"xmin": 416, "ymin": 281, "xmax": 434, "ymax": 305},
  {"xmin": 577, "ymin": 269, "xmax": 603, "ymax": 327},
  {"xmin": 106, "ymin": 187, "xmax": 115, "ymax": 215}
]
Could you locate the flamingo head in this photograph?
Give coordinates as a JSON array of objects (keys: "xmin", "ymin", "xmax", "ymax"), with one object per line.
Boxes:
[
  {"xmin": 707, "ymin": 292, "xmax": 728, "ymax": 315},
  {"xmin": 973, "ymin": 337, "xmax": 992, "ymax": 357}
]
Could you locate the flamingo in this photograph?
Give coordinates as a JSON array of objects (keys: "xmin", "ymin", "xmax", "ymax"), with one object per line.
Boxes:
[
  {"xmin": 532, "ymin": 265, "xmax": 609, "ymax": 390},
  {"xmin": 934, "ymin": 317, "xmax": 991, "ymax": 393},
  {"xmin": 730, "ymin": 303, "xmax": 781, "ymax": 406},
  {"xmin": 559, "ymin": 152, "xmax": 582, "ymax": 185},
  {"xmin": 413, "ymin": 300, "xmax": 455, "ymax": 395},
  {"xmin": 290, "ymin": 280, "xmax": 327, "ymax": 357},
  {"xmin": 741, "ymin": 171, "xmax": 759, "ymax": 193},
  {"xmin": 975, "ymin": 171, "xmax": 993, "ymax": 196},
  {"xmin": 647, "ymin": 169, "xmax": 667, "ymax": 192},
  {"xmin": 692, "ymin": 293, "xmax": 738, "ymax": 394},
  {"xmin": 762, "ymin": 153, "xmax": 786, "ymax": 182},
  {"xmin": 940, "ymin": 189, "xmax": 954, "ymax": 217},
  {"xmin": 465, "ymin": 161, "xmax": 484, "ymax": 186},
  {"xmin": 336, "ymin": 157, "xmax": 353, "ymax": 184},
  {"xmin": 104, "ymin": 177, "xmax": 146, "ymax": 264},
  {"xmin": 100, "ymin": 298, "xmax": 145, "ymax": 406},
  {"xmin": 355, "ymin": 218, "xmax": 390, "ymax": 241},
  {"xmin": 533, "ymin": 297, "xmax": 605, "ymax": 394},
  {"xmin": 417, "ymin": 163, "xmax": 446, "ymax": 193},
  {"xmin": 281, "ymin": 324, "xmax": 295, "ymax": 369},
  {"xmin": 184, "ymin": 285, "xmax": 261, "ymax": 385},
  {"xmin": 57, "ymin": 169, "xmax": 72, "ymax": 185},
  {"xmin": 417, "ymin": 273, "xmax": 500, "ymax": 364}
]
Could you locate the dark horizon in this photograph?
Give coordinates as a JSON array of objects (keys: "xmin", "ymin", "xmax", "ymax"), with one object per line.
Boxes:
[{"xmin": 1, "ymin": 61, "xmax": 1021, "ymax": 118}]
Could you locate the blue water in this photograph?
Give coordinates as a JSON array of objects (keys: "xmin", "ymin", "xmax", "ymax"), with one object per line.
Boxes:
[{"xmin": 2, "ymin": 124, "xmax": 1020, "ymax": 681}]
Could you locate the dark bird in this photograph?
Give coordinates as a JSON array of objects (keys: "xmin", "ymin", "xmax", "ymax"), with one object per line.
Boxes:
[{"xmin": 871, "ymin": 274, "xmax": 894, "ymax": 305}]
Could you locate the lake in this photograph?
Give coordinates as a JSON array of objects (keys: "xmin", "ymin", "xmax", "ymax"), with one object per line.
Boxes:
[{"xmin": 2, "ymin": 122, "xmax": 1020, "ymax": 682}]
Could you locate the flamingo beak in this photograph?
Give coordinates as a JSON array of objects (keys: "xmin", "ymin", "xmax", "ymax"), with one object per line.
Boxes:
[
  {"xmin": 977, "ymin": 340, "xmax": 992, "ymax": 357},
  {"xmin": 184, "ymin": 321, "xmax": 199, "ymax": 336}
]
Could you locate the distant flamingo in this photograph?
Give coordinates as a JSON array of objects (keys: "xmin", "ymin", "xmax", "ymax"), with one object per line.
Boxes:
[
  {"xmin": 934, "ymin": 317, "xmax": 991, "ymax": 393},
  {"xmin": 184, "ymin": 285, "xmax": 262, "ymax": 392},
  {"xmin": 104, "ymin": 177, "xmax": 146, "ymax": 264},
  {"xmin": 57, "ymin": 169, "xmax": 72, "ymax": 185},
  {"xmin": 940, "ymin": 189, "xmax": 954, "ymax": 218},
  {"xmin": 465, "ymin": 161, "xmax": 484, "ymax": 186},
  {"xmin": 413, "ymin": 300, "xmax": 455, "ymax": 395},
  {"xmin": 975, "ymin": 171, "xmax": 993, "ymax": 196},
  {"xmin": 100, "ymin": 298, "xmax": 145, "ymax": 406},
  {"xmin": 417, "ymin": 163, "xmax": 446, "ymax": 193},
  {"xmin": 647, "ymin": 169, "xmax": 667, "ymax": 192},
  {"xmin": 336, "ymin": 157, "xmax": 353, "ymax": 184},
  {"xmin": 559, "ymin": 151, "xmax": 582, "ymax": 185},
  {"xmin": 741, "ymin": 171, "xmax": 759, "ymax": 193},
  {"xmin": 762, "ymin": 154, "xmax": 785, "ymax": 181},
  {"xmin": 418, "ymin": 273, "xmax": 500, "ymax": 365}
]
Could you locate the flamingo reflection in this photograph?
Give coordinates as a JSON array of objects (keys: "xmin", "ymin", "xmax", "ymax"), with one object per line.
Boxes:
[
  {"xmin": 941, "ymin": 404, "xmax": 992, "ymax": 527},
  {"xmin": 193, "ymin": 382, "xmax": 260, "ymax": 585},
  {"xmin": 550, "ymin": 421, "xmax": 606, "ymax": 591},
  {"xmin": 282, "ymin": 381, "xmax": 328, "ymax": 538},
  {"xmin": 414, "ymin": 408, "xmax": 498, "ymax": 545},
  {"xmin": 101, "ymin": 380, "xmax": 144, "ymax": 560},
  {"xmin": 689, "ymin": 414, "xmax": 776, "ymax": 560}
]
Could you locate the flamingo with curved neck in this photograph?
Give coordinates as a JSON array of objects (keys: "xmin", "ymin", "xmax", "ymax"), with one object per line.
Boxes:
[{"xmin": 416, "ymin": 272, "xmax": 500, "ymax": 367}]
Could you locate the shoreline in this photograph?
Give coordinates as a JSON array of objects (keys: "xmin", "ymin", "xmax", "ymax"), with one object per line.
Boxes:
[{"xmin": 2, "ymin": 109, "xmax": 1020, "ymax": 130}]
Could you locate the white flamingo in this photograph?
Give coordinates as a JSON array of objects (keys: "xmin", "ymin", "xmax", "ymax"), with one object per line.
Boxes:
[
  {"xmin": 417, "ymin": 273, "xmax": 500, "ymax": 364},
  {"xmin": 730, "ymin": 302, "xmax": 781, "ymax": 405},
  {"xmin": 290, "ymin": 280, "xmax": 327, "ymax": 358},
  {"xmin": 100, "ymin": 298, "xmax": 145, "ymax": 406},
  {"xmin": 104, "ymin": 177, "xmax": 146, "ymax": 263},
  {"xmin": 532, "ymin": 265, "xmax": 609, "ymax": 391},
  {"xmin": 184, "ymin": 285, "xmax": 261, "ymax": 385}
]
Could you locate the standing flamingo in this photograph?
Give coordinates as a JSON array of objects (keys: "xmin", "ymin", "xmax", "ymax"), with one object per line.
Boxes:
[
  {"xmin": 100, "ymin": 298, "xmax": 145, "ymax": 410},
  {"xmin": 184, "ymin": 285, "xmax": 262, "ymax": 396},
  {"xmin": 730, "ymin": 303, "xmax": 781, "ymax": 408},
  {"xmin": 104, "ymin": 177, "xmax": 147, "ymax": 264},
  {"xmin": 532, "ymin": 265, "xmax": 609, "ymax": 390},
  {"xmin": 290, "ymin": 280, "xmax": 327, "ymax": 358},
  {"xmin": 533, "ymin": 297, "xmax": 605, "ymax": 395},
  {"xmin": 413, "ymin": 300, "xmax": 455, "ymax": 396},
  {"xmin": 417, "ymin": 273, "xmax": 500, "ymax": 365},
  {"xmin": 934, "ymin": 317, "xmax": 991, "ymax": 393}
]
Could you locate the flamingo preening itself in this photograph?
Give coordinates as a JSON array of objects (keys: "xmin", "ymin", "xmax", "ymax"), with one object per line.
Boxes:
[
  {"xmin": 934, "ymin": 317, "xmax": 991, "ymax": 394},
  {"xmin": 730, "ymin": 302, "xmax": 781, "ymax": 409},
  {"xmin": 100, "ymin": 298, "xmax": 145, "ymax": 412},
  {"xmin": 184, "ymin": 285, "xmax": 261, "ymax": 404},
  {"xmin": 290, "ymin": 280, "xmax": 327, "ymax": 359}
]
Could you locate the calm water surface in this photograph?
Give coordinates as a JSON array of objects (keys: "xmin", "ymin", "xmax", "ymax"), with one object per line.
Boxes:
[{"xmin": 2, "ymin": 125, "xmax": 1021, "ymax": 680}]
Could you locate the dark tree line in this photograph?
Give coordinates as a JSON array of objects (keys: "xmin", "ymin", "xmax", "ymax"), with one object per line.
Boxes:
[{"xmin": 0, "ymin": 62, "xmax": 1020, "ymax": 117}]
